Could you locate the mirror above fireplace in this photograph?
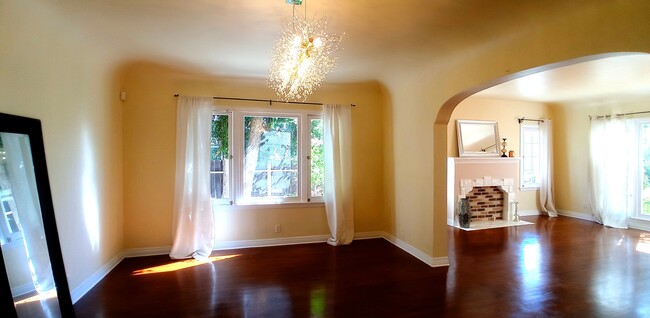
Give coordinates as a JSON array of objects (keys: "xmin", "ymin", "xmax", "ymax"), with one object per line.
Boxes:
[{"xmin": 456, "ymin": 120, "xmax": 500, "ymax": 157}]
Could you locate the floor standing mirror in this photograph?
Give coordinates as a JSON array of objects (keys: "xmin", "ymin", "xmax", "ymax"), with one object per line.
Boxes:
[{"xmin": 0, "ymin": 113, "xmax": 74, "ymax": 317}]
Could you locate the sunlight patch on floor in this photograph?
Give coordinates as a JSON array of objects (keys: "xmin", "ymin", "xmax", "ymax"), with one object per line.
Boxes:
[
  {"xmin": 636, "ymin": 233, "xmax": 650, "ymax": 254},
  {"xmin": 14, "ymin": 289, "xmax": 57, "ymax": 306},
  {"xmin": 132, "ymin": 254, "xmax": 241, "ymax": 275}
]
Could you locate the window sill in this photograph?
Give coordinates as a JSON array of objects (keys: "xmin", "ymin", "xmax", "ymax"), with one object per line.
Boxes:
[
  {"xmin": 628, "ymin": 217, "xmax": 650, "ymax": 231},
  {"xmin": 213, "ymin": 201, "xmax": 325, "ymax": 211},
  {"xmin": 519, "ymin": 186, "xmax": 539, "ymax": 192}
]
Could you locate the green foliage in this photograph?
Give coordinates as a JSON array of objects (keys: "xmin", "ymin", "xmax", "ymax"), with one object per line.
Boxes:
[
  {"xmin": 211, "ymin": 114, "xmax": 229, "ymax": 160},
  {"xmin": 211, "ymin": 114, "xmax": 325, "ymax": 197},
  {"xmin": 310, "ymin": 119, "xmax": 324, "ymax": 196},
  {"xmin": 643, "ymin": 199, "xmax": 650, "ymax": 215},
  {"xmin": 244, "ymin": 116, "xmax": 298, "ymax": 165}
]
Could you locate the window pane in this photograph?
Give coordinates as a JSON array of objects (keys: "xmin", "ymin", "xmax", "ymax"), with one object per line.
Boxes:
[
  {"xmin": 642, "ymin": 123, "xmax": 650, "ymax": 215},
  {"xmin": 211, "ymin": 114, "xmax": 230, "ymax": 199},
  {"xmin": 310, "ymin": 118, "xmax": 324, "ymax": 197},
  {"xmin": 521, "ymin": 125, "xmax": 541, "ymax": 187},
  {"xmin": 271, "ymin": 171, "xmax": 298, "ymax": 196},
  {"xmin": 244, "ymin": 116, "xmax": 298, "ymax": 198},
  {"xmin": 251, "ymin": 172, "xmax": 268, "ymax": 197}
]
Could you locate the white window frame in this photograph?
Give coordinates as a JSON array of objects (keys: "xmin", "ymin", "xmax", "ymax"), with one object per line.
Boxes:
[
  {"xmin": 212, "ymin": 106, "xmax": 323, "ymax": 206},
  {"xmin": 520, "ymin": 123, "xmax": 541, "ymax": 189}
]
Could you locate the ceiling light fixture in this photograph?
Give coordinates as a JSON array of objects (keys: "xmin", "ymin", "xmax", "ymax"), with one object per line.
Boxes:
[{"xmin": 268, "ymin": 0, "xmax": 343, "ymax": 101}]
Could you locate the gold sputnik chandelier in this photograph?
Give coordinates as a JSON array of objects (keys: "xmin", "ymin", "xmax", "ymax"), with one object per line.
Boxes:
[{"xmin": 268, "ymin": 0, "xmax": 343, "ymax": 101}]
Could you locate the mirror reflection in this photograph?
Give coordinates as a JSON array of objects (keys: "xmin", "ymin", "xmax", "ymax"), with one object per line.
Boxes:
[
  {"xmin": 456, "ymin": 120, "xmax": 500, "ymax": 157},
  {"xmin": 0, "ymin": 133, "xmax": 61, "ymax": 317}
]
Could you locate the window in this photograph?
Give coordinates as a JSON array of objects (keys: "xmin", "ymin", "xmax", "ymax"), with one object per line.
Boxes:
[
  {"xmin": 520, "ymin": 124, "xmax": 541, "ymax": 189},
  {"xmin": 0, "ymin": 142, "xmax": 22, "ymax": 245},
  {"xmin": 211, "ymin": 113, "xmax": 231, "ymax": 204},
  {"xmin": 211, "ymin": 108, "xmax": 324, "ymax": 205},
  {"xmin": 636, "ymin": 120, "xmax": 650, "ymax": 219},
  {"xmin": 243, "ymin": 115, "xmax": 299, "ymax": 200},
  {"xmin": 310, "ymin": 117, "xmax": 324, "ymax": 197},
  {"xmin": 0, "ymin": 192, "xmax": 22, "ymax": 245}
]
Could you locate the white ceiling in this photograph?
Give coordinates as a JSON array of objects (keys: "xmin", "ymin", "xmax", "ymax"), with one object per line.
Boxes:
[
  {"xmin": 45, "ymin": 0, "xmax": 650, "ymax": 101},
  {"xmin": 474, "ymin": 54, "xmax": 650, "ymax": 103}
]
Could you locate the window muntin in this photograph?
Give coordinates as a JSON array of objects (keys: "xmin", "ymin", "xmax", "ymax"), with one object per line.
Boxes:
[
  {"xmin": 520, "ymin": 124, "xmax": 541, "ymax": 189},
  {"xmin": 211, "ymin": 109, "xmax": 323, "ymax": 205}
]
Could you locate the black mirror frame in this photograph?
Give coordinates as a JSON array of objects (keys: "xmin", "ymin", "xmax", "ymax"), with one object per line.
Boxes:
[{"xmin": 0, "ymin": 113, "xmax": 75, "ymax": 317}]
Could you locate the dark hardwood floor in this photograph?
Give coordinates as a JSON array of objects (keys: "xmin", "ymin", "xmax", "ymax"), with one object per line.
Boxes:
[{"xmin": 74, "ymin": 216, "xmax": 650, "ymax": 317}]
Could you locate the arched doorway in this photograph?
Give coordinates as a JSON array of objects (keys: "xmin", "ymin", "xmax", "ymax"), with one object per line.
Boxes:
[{"xmin": 434, "ymin": 53, "xmax": 650, "ymax": 253}]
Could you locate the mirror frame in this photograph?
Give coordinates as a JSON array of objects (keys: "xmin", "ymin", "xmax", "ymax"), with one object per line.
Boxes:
[
  {"xmin": 0, "ymin": 113, "xmax": 75, "ymax": 317},
  {"xmin": 456, "ymin": 119, "xmax": 500, "ymax": 157}
]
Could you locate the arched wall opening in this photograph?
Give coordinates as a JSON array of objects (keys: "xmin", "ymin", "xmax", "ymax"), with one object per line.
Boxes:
[{"xmin": 433, "ymin": 52, "xmax": 650, "ymax": 256}]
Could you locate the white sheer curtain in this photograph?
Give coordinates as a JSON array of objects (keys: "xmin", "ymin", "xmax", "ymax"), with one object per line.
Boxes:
[
  {"xmin": 1, "ymin": 133, "xmax": 55, "ymax": 293},
  {"xmin": 539, "ymin": 119, "xmax": 558, "ymax": 217},
  {"xmin": 323, "ymin": 104, "xmax": 354, "ymax": 246},
  {"xmin": 588, "ymin": 115, "xmax": 630, "ymax": 229},
  {"xmin": 169, "ymin": 96, "xmax": 215, "ymax": 259}
]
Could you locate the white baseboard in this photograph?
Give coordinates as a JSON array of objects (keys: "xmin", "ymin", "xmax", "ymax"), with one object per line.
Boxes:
[
  {"xmin": 11, "ymin": 283, "xmax": 34, "ymax": 297},
  {"xmin": 557, "ymin": 209, "xmax": 596, "ymax": 222},
  {"xmin": 214, "ymin": 234, "xmax": 330, "ymax": 250},
  {"xmin": 122, "ymin": 246, "xmax": 171, "ymax": 258},
  {"xmin": 354, "ymin": 231, "xmax": 385, "ymax": 240},
  {"xmin": 518, "ymin": 209, "xmax": 540, "ymax": 216},
  {"xmin": 557, "ymin": 210, "xmax": 650, "ymax": 231},
  {"xmin": 71, "ymin": 252, "xmax": 123, "ymax": 304},
  {"xmin": 380, "ymin": 232, "xmax": 449, "ymax": 267}
]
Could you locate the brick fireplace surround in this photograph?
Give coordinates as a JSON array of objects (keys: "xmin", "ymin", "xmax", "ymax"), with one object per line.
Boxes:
[
  {"xmin": 467, "ymin": 186, "xmax": 505, "ymax": 221},
  {"xmin": 459, "ymin": 177, "xmax": 515, "ymax": 222}
]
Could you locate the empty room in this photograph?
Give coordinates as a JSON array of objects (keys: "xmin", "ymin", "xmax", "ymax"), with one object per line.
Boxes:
[{"xmin": 1, "ymin": 1, "xmax": 649, "ymax": 317}]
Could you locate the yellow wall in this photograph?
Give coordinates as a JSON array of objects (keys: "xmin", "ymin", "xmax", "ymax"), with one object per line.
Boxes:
[
  {"xmin": 3, "ymin": 0, "xmax": 650, "ymax": 299},
  {"xmin": 121, "ymin": 63, "xmax": 385, "ymax": 248},
  {"xmin": 0, "ymin": 1, "xmax": 124, "ymax": 293},
  {"xmin": 551, "ymin": 96, "xmax": 650, "ymax": 215},
  {"xmin": 447, "ymin": 97, "xmax": 552, "ymax": 213},
  {"xmin": 379, "ymin": 1, "xmax": 650, "ymax": 258}
]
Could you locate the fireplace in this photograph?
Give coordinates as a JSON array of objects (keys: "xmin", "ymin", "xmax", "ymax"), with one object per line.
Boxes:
[
  {"xmin": 447, "ymin": 157, "xmax": 520, "ymax": 227},
  {"xmin": 459, "ymin": 177, "xmax": 515, "ymax": 222}
]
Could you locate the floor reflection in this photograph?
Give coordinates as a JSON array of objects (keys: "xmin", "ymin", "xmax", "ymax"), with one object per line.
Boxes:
[
  {"xmin": 73, "ymin": 217, "xmax": 650, "ymax": 317},
  {"xmin": 242, "ymin": 286, "xmax": 291, "ymax": 317},
  {"xmin": 14, "ymin": 288, "xmax": 60, "ymax": 318},
  {"xmin": 590, "ymin": 228, "xmax": 649, "ymax": 316},
  {"xmin": 310, "ymin": 287, "xmax": 326, "ymax": 318},
  {"xmin": 520, "ymin": 237, "xmax": 542, "ymax": 286}
]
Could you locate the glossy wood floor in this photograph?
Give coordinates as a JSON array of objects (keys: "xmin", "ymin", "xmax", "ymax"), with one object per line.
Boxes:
[{"xmin": 74, "ymin": 216, "xmax": 650, "ymax": 317}]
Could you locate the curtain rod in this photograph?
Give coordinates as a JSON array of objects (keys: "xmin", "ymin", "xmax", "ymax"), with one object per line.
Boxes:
[
  {"xmin": 173, "ymin": 94, "xmax": 355, "ymax": 107},
  {"xmin": 518, "ymin": 117, "xmax": 545, "ymax": 124},
  {"xmin": 591, "ymin": 110, "xmax": 650, "ymax": 120}
]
